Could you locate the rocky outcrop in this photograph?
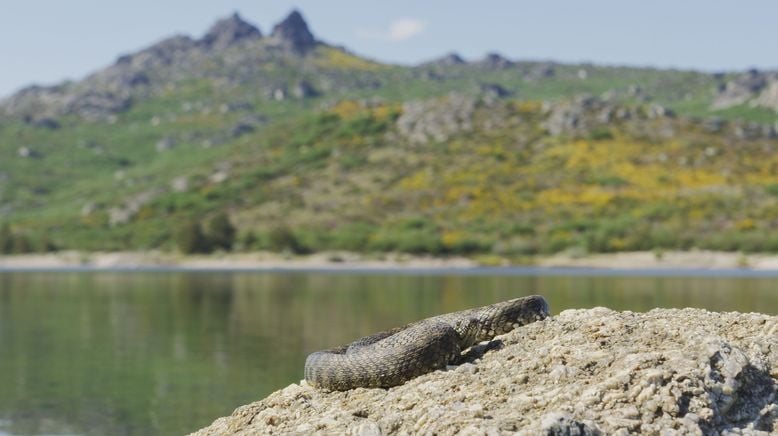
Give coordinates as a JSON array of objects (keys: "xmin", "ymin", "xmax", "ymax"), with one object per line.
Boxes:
[
  {"xmin": 476, "ymin": 52, "xmax": 513, "ymax": 70},
  {"xmin": 712, "ymin": 69, "xmax": 778, "ymax": 111},
  {"xmin": 396, "ymin": 94, "xmax": 477, "ymax": 144},
  {"xmin": 541, "ymin": 96, "xmax": 677, "ymax": 137},
  {"xmin": 421, "ymin": 53, "xmax": 467, "ymax": 68},
  {"xmin": 270, "ymin": 10, "xmax": 316, "ymax": 53},
  {"xmin": 116, "ymin": 35, "xmax": 197, "ymax": 70},
  {"xmin": 754, "ymin": 80, "xmax": 778, "ymax": 112},
  {"xmin": 200, "ymin": 13, "xmax": 262, "ymax": 50},
  {"xmin": 192, "ymin": 308, "xmax": 777, "ymax": 435},
  {"xmin": 0, "ymin": 11, "xmax": 314, "ymax": 121}
]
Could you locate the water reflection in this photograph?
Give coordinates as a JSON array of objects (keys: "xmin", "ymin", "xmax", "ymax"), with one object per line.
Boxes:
[{"xmin": 0, "ymin": 271, "xmax": 775, "ymax": 435}]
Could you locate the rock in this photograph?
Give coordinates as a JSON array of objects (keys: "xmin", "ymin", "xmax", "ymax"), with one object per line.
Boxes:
[
  {"xmin": 116, "ymin": 35, "xmax": 196, "ymax": 70},
  {"xmin": 156, "ymin": 136, "xmax": 176, "ymax": 152},
  {"xmin": 230, "ymin": 114, "xmax": 267, "ymax": 138},
  {"xmin": 477, "ymin": 52, "xmax": 513, "ymax": 70},
  {"xmin": 539, "ymin": 412, "xmax": 600, "ymax": 435},
  {"xmin": 421, "ymin": 52, "xmax": 467, "ymax": 68},
  {"xmin": 269, "ymin": 85, "xmax": 287, "ymax": 101},
  {"xmin": 65, "ymin": 90, "xmax": 132, "ymax": 121},
  {"xmin": 25, "ymin": 116, "xmax": 60, "ymax": 129},
  {"xmin": 754, "ymin": 80, "xmax": 778, "ymax": 112},
  {"xmin": 478, "ymin": 83, "xmax": 511, "ymax": 100},
  {"xmin": 647, "ymin": 104, "xmax": 675, "ymax": 119},
  {"xmin": 526, "ymin": 63, "xmax": 556, "ymax": 80},
  {"xmin": 627, "ymin": 84, "xmax": 642, "ymax": 97},
  {"xmin": 293, "ymin": 81, "xmax": 318, "ymax": 99},
  {"xmin": 396, "ymin": 94, "xmax": 477, "ymax": 144},
  {"xmin": 712, "ymin": 69, "xmax": 773, "ymax": 109},
  {"xmin": 191, "ymin": 308, "xmax": 777, "ymax": 435},
  {"xmin": 218, "ymin": 102, "xmax": 254, "ymax": 113},
  {"xmin": 108, "ymin": 190, "xmax": 159, "ymax": 226},
  {"xmin": 17, "ymin": 146, "xmax": 41, "ymax": 159},
  {"xmin": 270, "ymin": 10, "xmax": 316, "ymax": 53},
  {"xmin": 703, "ymin": 117, "xmax": 726, "ymax": 133},
  {"xmin": 81, "ymin": 202, "xmax": 97, "ymax": 216},
  {"xmin": 733, "ymin": 122, "xmax": 764, "ymax": 140},
  {"xmin": 229, "ymin": 123, "xmax": 255, "ymax": 138},
  {"xmin": 170, "ymin": 177, "xmax": 189, "ymax": 193},
  {"xmin": 200, "ymin": 13, "xmax": 262, "ymax": 50}
]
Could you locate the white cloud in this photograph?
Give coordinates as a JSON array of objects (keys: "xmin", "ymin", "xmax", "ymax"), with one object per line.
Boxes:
[
  {"xmin": 356, "ymin": 18, "xmax": 426, "ymax": 42},
  {"xmin": 387, "ymin": 18, "xmax": 426, "ymax": 41}
]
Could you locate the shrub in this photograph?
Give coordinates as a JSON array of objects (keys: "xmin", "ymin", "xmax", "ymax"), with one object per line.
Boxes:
[
  {"xmin": 588, "ymin": 127, "xmax": 614, "ymax": 141},
  {"xmin": 765, "ymin": 184, "xmax": 778, "ymax": 197},
  {"xmin": 0, "ymin": 224, "xmax": 11, "ymax": 254},
  {"xmin": 175, "ymin": 220, "xmax": 209, "ymax": 254},
  {"xmin": 239, "ymin": 232, "xmax": 259, "ymax": 251},
  {"xmin": 268, "ymin": 226, "xmax": 310, "ymax": 254},
  {"xmin": 329, "ymin": 223, "xmax": 376, "ymax": 251},
  {"xmin": 206, "ymin": 212, "xmax": 236, "ymax": 251},
  {"xmin": 369, "ymin": 229, "xmax": 443, "ymax": 254},
  {"xmin": 11, "ymin": 234, "xmax": 32, "ymax": 254}
]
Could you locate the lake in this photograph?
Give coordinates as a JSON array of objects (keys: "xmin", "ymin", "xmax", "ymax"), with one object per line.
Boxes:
[{"xmin": 1, "ymin": 270, "xmax": 777, "ymax": 435}]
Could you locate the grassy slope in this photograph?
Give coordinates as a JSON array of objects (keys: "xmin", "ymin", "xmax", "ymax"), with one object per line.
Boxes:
[{"xmin": 0, "ymin": 47, "xmax": 776, "ymax": 255}]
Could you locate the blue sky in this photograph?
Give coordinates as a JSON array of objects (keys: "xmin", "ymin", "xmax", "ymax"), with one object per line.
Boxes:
[{"xmin": 1, "ymin": 0, "xmax": 777, "ymax": 98}]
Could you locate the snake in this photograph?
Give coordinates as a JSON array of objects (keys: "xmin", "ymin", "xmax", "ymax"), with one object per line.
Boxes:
[{"xmin": 304, "ymin": 295, "xmax": 550, "ymax": 391}]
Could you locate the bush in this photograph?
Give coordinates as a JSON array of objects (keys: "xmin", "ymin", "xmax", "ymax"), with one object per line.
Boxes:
[
  {"xmin": 765, "ymin": 184, "xmax": 778, "ymax": 197},
  {"xmin": 206, "ymin": 212, "xmax": 236, "ymax": 251},
  {"xmin": 588, "ymin": 127, "xmax": 614, "ymax": 141},
  {"xmin": 239, "ymin": 232, "xmax": 259, "ymax": 251},
  {"xmin": 12, "ymin": 234, "xmax": 33, "ymax": 254},
  {"xmin": 175, "ymin": 220, "xmax": 209, "ymax": 254},
  {"xmin": 0, "ymin": 224, "xmax": 11, "ymax": 254},
  {"xmin": 329, "ymin": 223, "xmax": 376, "ymax": 251},
  {"xmin": 268, "ymin": 226, "xmax": 310, "ymax": 254},
  {"xmin": 369, "ymin": 229, "xmax": 443, "ymax": 254}
]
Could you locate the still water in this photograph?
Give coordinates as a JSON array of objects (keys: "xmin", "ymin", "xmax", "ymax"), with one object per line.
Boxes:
[{"xmin": 0, "ymin": 270, "xmax": 776, "ymax": 435}]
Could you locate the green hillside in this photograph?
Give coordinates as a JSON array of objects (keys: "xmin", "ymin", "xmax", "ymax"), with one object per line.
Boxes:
[{"xmin": 1, "ymin": 11, "xmax": 777, "ymax": 257}]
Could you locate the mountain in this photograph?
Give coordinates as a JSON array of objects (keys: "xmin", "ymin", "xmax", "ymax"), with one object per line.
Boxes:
[{"xmin": 0, "ymin": 10, "xmax": 777, "ymax": 257}]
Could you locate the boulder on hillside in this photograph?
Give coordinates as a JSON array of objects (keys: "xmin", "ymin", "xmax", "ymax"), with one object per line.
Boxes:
[
  {"xmin": 200, "ymin": 13, "xmax": 262, "ymax": 50},
  {"xmin": 420, "ymin": 52, "xmax": 467, "ymax": 68},
  {"xmin": 526, "ymin": 63, "xmax": 556, "ymax": 80},
  {"xmin": 712, "ymin": 69, "xmax": 774, "ymax": 110},
  {"xmin": 65, "ymin": 90, "xmax": 132, "ymax": 120},
  {"xmin": 116, "ymin": 35, "xmax": 197, "ymax": 70},
  {"xmin": 292, "ymin": 80, "xmax": 318, "ymax": 99},
  {"xmin": 754, "ymin": 80, "xmax": 778, "ymax": 112},
  {"xmin": 478, "ymin": 83, "xmax": 512, "ymax": 100},
  {"xmin": 270, "ymin": 10, "xmax": 317, "ymax": 53},
  {"xmin": 477, "ymin": 52, "xmax": 513, "ymax": 70},
  {"xmin": 397, "ymin": 94, "xmax": 477, "ymax": 144}
]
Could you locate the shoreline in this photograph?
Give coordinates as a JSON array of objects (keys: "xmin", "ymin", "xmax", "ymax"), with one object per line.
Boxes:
[{"xmin": 2, "ymin": 249, "xmax": 778, "ymax": 273}]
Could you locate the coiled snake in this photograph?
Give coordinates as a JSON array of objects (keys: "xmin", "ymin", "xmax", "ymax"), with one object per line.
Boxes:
[{"xmin": 304, "ymin": 295, "xmax": 550, "ymax": 391}]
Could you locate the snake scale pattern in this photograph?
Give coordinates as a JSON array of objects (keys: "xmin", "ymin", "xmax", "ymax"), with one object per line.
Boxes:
[{"xmin": 304, "ymin": 295, "xmax": 550, "ymax": 391}]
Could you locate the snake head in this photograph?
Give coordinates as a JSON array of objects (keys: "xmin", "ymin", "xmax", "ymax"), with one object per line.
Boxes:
[
  {"xmin": 488, "ymin": 295, "xmax": 550, "ymax": 337},
  {"xmin": 521, "ymin": 295, "xmax": 550, "ymax": 321}
]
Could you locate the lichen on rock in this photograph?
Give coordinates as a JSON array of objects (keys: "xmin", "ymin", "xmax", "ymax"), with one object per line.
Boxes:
[{"xmin": 191, "ymin": 308, "xmax": 777, "ymax": 435}]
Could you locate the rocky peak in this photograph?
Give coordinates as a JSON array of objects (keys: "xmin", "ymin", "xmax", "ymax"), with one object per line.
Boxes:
[
  {"xmin": 270, "ymin": 10, "xmax": 316, "ymax": 53},
  {"xmin": 421, "ymin": 52, "xmax": 466, "ymax": 68},
  {"xmin": 478, "ymin": 52, "xmax": 513, "ymax": 70},
  {"xmin": 200, "ymin": 12, "xmax": 262, "ymax": 49}
]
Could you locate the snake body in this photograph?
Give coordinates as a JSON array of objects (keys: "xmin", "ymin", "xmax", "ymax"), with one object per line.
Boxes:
[{"xmin": 304, "ymin": 295, "xmax": 550, "ymax": 391}]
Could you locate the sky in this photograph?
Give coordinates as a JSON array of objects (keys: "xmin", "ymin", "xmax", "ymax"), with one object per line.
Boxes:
[{"xmin": 1, "ymin": 0, "xmax": 777, "ymax": 98}]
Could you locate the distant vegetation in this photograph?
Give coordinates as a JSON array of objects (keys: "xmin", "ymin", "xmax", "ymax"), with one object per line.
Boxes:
[{"xmin": 0, "ymin": 11, "xmax": 777, "ymax": 258}]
